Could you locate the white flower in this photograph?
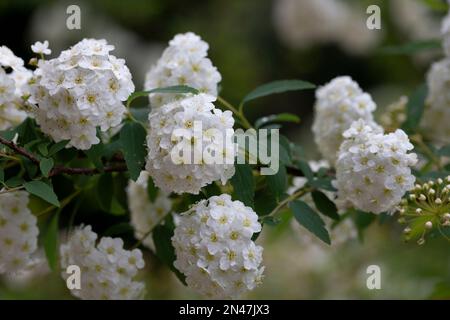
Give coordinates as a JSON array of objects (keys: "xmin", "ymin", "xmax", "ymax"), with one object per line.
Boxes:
[
  {"xmin": 145, "ymin": 93, "xmax": 235, "ymax": 195},
  {"xmin": 423, "ymin": 58, "xmax": 450, "ymax": 144},
  {"xmin": 0, "ymin": 190, "xmax": 39, "ymax": 274},
  {"xmin": 60, "ymin": 225, "xmax": 146, "ymax": 300},
  {"xmin": 31, "ymin": 40, "xmax": 51, "ymax": 55},
  {"xmin": 334, "ymin": 120, "xmax": 418, "ymax": 214},
  {"xmin": 172, "ymin": 194, "xmax": 264, "ymax": 299},
  {"xmin": 144, "ymin": 32, "xmax": 221, "ymax": 108},
  {"xmin": 127, "ymin": 171, "xmax": 172, "ymax": 250},
  {"xmin": 0, "ymin": 46, "xmax": 32, "ymax": 130},
  {"xmin": 30, "ymin": 39, "xmax": 134, "ymax": 150},
  {"xmin": 312, "ymin": 76, "xmax": 379, "ymax": 166}
]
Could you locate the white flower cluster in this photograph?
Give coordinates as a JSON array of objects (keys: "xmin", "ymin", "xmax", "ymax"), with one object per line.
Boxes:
[
  {"xmin": 60, "ymin": 225, "xmax": 145, "ymax": 300},
  {"xmin": 145, "ymin": 93, "xmax": 235, "ymax": 195},
  {"xmin": 30, "ymin": 39, "xmax": 134, "ymax": 150},
  {"xmin": 423, "ymin": 59, "xmax": 450, "ymax": 144},
  {"xmin": 0, "ymin": 191, "xmax": 39, "ymax": 274},
  {"xmin": 273, "ymin": 0, "xmax": 380, "ymax": 55},
  {"xmin": 0, "ymin": 46, "xmax": 32, "ymax": 130},
  {"xmin": 127, "ymin": 171, "xmax": 172, "ymax": 249},
  {"xmin": 144, "ymin": 32, "xmax": 221, "ymax": 108},
  {"xmin": 334, "ymin": 120, "xmax": 417, "ymax": 214},
  {"xmin": 312, "ymin": 76, "xmax": 377, "ymax": 165},
  {"xmin": 172, "ymin": 194, "xmax": 264, "ymax": 299}
]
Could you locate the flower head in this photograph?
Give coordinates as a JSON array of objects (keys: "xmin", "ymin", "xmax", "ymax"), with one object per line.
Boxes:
[
  {"xmin": 30, "ymin": 39, "xmax": 134, "ymax": 150},
  {"xmin": 145, "ymin": 93, "xmax": 235, "ymax": 194},
  {"xmin": 0, "ymin": 191, "xmax": 39, "ymax": 274},
  {"xmin": 312, "ymin": 76, "xmax": 378, "ymax": 165},
  {"xmin": 60, "ymin": 225, "xmax": 146, "ymax": 300},
  {"xmin": 172, "ymin": 194, "xmax": 264, "ymax": 299},
  {"xmin": 31, "ymin": 41, "xmax": 51, "ymax": 55},
  {"xmin": 144, "ymin": 32, "xmax": 221, "ymax": 108},
  {"xmin": 334, "ymin": 119, "xmax": 417, "ymax": 214}
]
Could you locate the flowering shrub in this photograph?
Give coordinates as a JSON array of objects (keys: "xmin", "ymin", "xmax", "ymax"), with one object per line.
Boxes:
[{"xmin": 1, "ymin": 14, "xmax": 450, "ymax": 300}]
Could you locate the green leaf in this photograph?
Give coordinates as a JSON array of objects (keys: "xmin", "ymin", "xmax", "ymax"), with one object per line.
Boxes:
[
  {"xmin": 147, "ymin": 176, "xmax": 158, "ymax": 202},
  {"xmin": 296, "ymin": 160, "xmax": 314, "ymax": 182},
  {"xmin": 119, "ymin": 122, "xmax": 147, "ymax": 181},
  {"xmin": 24, "ymin": 181, "xmax": 60, "ymax": 207},
  {"xmin": 402, "ymin": 84, "xmax": 428, "ymax": 132},
  {"xmin": 85, "ymin": 143, "xmax": 104, "ymax": 171},
  {"xmin": 230, "ymin": 164, "xmax": 255, "ymax": 208},
  {"xmin": 379, "ymin": 39, "xmax": 441, "ymax": 55},
  {"xmin": 39, "ymin": 158, "xmax": 54, "ymax": 177},
  {"xmin": 44, "ymin": 212, "xmax": 59, "ymax": 271},
  {"xmin": 242, "ymin": 80, "xmax": 315, "ymax": 105},
  {"xmin": 254, "ymin": 113, "xmax": 300, "ymax": 129},
  {"xmin": 438, "ymin": 145, "xmax": 450, "ymax": 157},
  {"xmin": 0, "ymin": 168, "xmax": 4, "ymax": 183},
  {"xmin": 266, "ymin": 166, "xmax": 287, "ymax": 202},
  {"xmin": 37, "ymin": 142, "xmax": 49, "ymax": 156},
  {"xmin": 290, "ymin": 200, "xmax": 331, "ymax": 245},
  {"xmin": 311, "ymin": 190, "xmax": 339, "ymax": 220},
  {"xmin": 96, "ymin": 173, "xmax": 125, "ymax": 215},
  {"xmin": 130, "ymin": 107, "xmax": 150, "ymax": 123},
  {"xmin": 261, "ymin": 215, "xmax": 281, "ymax": 226},
  {"xmin": 127, "ymin": 85, "xmax": 199, "ymax": 108},
  {"xmin": 153, "ymin": 223, "xmax": 187, "ymax": 285},
  {"xmin": 48, "ymin": 140, "xmax": 69, "ymax": 156},
  {"xmin": 5, "ymin": 176, "xmax": 23, "ymax": 188}
]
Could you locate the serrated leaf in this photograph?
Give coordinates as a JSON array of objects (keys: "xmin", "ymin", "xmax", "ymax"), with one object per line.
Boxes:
[
  {"xmin": 290, "ymin": 200, "xmax": 331, "ymax": 244},
  {"xmin": 44, "ymin": 211, "xmax": 59, "ymax": 271},
  {"xmin": 311, "ymin": 190, "xmax": 339, "ymax": 220},
  {"xmin": 24, "ymin": 180, "xmax": 60, "ymax": 207},
  {"xmin": 39, "ymin": 158, "xmax": 54, "ymax": 177},
  {"xmin": 230, "ymin": 164, "xmax": 255, "ymax": 208},
  {"xmin": 127, "ymin": 85, "xmax": 199, "ymax": 108},
  {"xmin": 254, "ymin": 113, "xmax": 300, "ymax": 129},
  {"xmin": 402, "ymin": 84, "xmax": 428, "ymax": 132},
  {"xmin": 119, "ymin": 122, "xmax": 147, "ymax": 181},
  {"xmin": 241, "ymin": 80, "xmax": 315, "ymax": 105},
  {"xmin": 153, "ymin": 224, "xmax": 187, "ymax": 285}
]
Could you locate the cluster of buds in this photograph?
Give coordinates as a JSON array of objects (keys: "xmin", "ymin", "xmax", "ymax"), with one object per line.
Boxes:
[{"xmin": 397, "ymin": 176, "xmax": 450, "ymax": 245}]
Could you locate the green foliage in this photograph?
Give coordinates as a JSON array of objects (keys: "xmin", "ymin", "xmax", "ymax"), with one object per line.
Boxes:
[
  {"xmin": 24, "ymin": 180, "xmax": 60, "ymax": 207},
  {"xmin": 44, "ymin": 211, "xmax": 59, "ymax": 271},
  {"xmin": 402, "ymin": 84, "xmax": 428, "ymax": 132},
  {"xmin": 379, "ymin": 39, "xmax": 441, "ymax": 55},
  {"xmin": 126, "ymin": 85, "xmax": 199, "ymax": 108},
  {"xmin": 241, "ymin": 80, "xmax": 315, "ymax": 105},
  {"xmin": 311, "ymin": 190, "xmax": 339, "ymax": 221},
  {"xmin": 231, "ymin": 164, "xmax": 255, "ymax": 208},
  {"xmin": 119, "ymin": 121, "xmax": 147, "ymax": 181},
  {"xmin": 290, "ymin": 200, "xmax": 331, "ymax": 245}
]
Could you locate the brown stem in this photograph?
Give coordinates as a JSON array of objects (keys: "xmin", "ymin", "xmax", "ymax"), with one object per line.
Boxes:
[
  {"xmin": 49, "ymin": 163, "xmax": 128, "ymax": 177},
  {"xmin": 0, "ymin": 135, "xmax": 40, "ymax": 164}
]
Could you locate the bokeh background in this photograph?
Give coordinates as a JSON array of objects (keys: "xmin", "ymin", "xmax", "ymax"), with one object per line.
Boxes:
[{"xmin": 1, "ymin": 0, "xmax": 450, "ymax": 299}]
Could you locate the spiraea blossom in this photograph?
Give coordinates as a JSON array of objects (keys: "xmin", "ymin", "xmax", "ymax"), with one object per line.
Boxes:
[
  {"xmin": 127, "ymin": 171, "xmax": 172, "ymax": 249},
  {"xmin": 60, "ymin": 225, "xmax": 145, "ymax": 300},
  {"xmin": 423, "ymin": 58, "xmax": 450, "ymax": 144},
  {"xmin": 144, "ymin": 32, "xmax": 221, "ymax": 108},
  {"xmin": 30, "ymin": 39, "xmax": 134, "ymax": 150},
  {"xmin": 312, "ymin": 76, "xmax": 378, "ymax": 165},
  {"xmin": 172, "ymin": 194, "xmax": 264, "ymax": 299},
  {"xmin": 335, "ymin": 120, "xmax": 417, "ymax": 214},
  {"xmin": 0, "ymin": 46, "xmax": 32, "ymax": 130},
  {"xmin": 0, "ymin": 191, "xmax": 39, "ymax": 274},
  {"xmin": 145, "ymin": 93, "xmax": 235, "ymax": 195}
]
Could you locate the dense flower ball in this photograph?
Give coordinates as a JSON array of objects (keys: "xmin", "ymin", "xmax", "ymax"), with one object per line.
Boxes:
[
  {"xmin": 0, "ymin": 191, "xmax": 39, "ymax": 274},
  {"xmin": 144, "ymin": 32, "xmax": 221, "ymax": 108},
  {"xmin": 423, "ymin": 58, "xmax": 450, "ymax": 144},
  {"xmin": 60, "ymin": 225, "xmax": 146, "ymax": 300},
  {"xmin": 334, "ymin": 120, "xmax": 417, "ymax": 214},
  {"xmin": 30, "ymin": 39, "xmax": 134, "ymax": 150},
  {"xmin": 312, "ymin": 76, "xmax": 377, "ymax": 165},
  {"xmin": 0, "ymin": 46, "xmax": 32, "ymax": 130},
  {"xmin": 127, "ymin": 171, "xmax": 172, "ymax": 249},
  {"xmin": 145, "ymin": 93, "xmax": 235, "ymax": 194},
  {"xmin": 172, "ymin": 194, "xmax": 264, "ymax": 299}
]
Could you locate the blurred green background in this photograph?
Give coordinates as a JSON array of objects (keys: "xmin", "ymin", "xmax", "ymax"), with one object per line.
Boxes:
[{"xmin": 1, "ymin": 0, "xmax": 450, "ymax": 299}]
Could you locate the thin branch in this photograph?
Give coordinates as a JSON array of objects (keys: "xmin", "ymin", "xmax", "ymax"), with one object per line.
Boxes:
[
  {"xmin": 49, "ymin": 163, "xmax": 128, "ymax": 177},
  {"xmin": 0, "ymin": 135, "xmax": 40, "ymax": 164}
]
